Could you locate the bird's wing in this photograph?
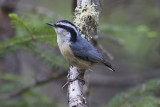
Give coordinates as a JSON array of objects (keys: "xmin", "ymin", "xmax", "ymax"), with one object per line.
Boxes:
[
  {"xmin": 70, "ymin": 36, "xmax": 115, "ymax": 71},
  {"xmin": 70, "ymin": 38, "xmax": 104, "ymax": 63}
]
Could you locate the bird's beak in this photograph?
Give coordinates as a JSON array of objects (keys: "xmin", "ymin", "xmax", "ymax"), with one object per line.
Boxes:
[{"xmin": 46, "ymin": 23, "xmax": 56, "ymax": 27}]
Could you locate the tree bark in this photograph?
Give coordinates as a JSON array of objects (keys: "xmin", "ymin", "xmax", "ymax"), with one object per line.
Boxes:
[
  {"xmin": 68, "ymin": 0, "xmax": 100, "ymax": 107},
  {"xmin": 68, "ymin": 67, "xmax": 86, "ymax": 107},
  {"xmin": 0, "ymin": 0, "xmax": 20, "ymax": 76}
]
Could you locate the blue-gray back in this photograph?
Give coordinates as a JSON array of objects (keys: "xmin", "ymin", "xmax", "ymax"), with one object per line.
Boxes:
[{"xmin": 70, "ymin": 34, "xmax": 104, "ymax": 63}]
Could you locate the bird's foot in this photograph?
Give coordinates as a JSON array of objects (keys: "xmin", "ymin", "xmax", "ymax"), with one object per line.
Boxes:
[{"xmin": 62, "ymin": 72, "xmax": 85, "ymax": 89}]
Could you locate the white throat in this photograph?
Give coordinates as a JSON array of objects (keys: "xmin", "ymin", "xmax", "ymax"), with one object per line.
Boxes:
[{"xmin": 55, "ymin": 28, "xmax": 71, "ymax": 47}]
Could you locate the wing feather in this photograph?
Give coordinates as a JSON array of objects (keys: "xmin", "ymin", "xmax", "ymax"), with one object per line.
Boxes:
[{"xmin": 70, "ymin": 36, "xmax": 104, "ymax": 63}]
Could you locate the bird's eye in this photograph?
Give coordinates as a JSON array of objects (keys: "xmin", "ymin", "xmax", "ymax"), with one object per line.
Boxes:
[
  {"xmin": 55, "ymin": 24, "xmax": 62, "ymax": 28},
  {"xmin": 54, "ymin": 24, "xmax": 57, "ymax": 27}
]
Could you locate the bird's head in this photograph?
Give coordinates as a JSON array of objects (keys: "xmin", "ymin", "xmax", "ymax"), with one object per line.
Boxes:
[{"xmin": 46, "ymin": 20, "xmax": 78, "ymax": 42}]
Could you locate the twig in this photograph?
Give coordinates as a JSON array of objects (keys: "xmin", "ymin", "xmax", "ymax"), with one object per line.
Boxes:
[
  {"xmin": 91, "ymin": 34, "xmax": 114, "ymax": 60},
  {"xmin": 0, "ymin": 72, "xmax": 67, "ymax": 99},
  {"xmin": 17, "ymin": 18, "xmax": 35, "ymax": 39},
  {"xmin": 97, "ymin": 42, "xmax": 114, "ymax": 60},
  {"xmin": 92, "ymin": 33, "xmax": 123, "ymax": 60},
  {"xmin": 99, "ymin": 33, "xmax": 124, "ymax": 46},
  {"xmin": 2, "ymin": 35, "xmax": 55, "ymax": 49}
]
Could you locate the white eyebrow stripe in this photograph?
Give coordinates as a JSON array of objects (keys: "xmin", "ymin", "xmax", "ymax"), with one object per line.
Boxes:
[{"xmin": 56, "ymin": 22, "xmax": 79, "ymax": 36}]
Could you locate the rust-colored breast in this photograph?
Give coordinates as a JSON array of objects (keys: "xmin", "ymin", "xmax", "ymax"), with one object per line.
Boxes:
[
  {"xmin": 60, "ymin": 42, "xmax": 74, "ymax": 58},
  {"xmin": 59, "ymin": 42, "xmax": 92, "ymax": 70}
]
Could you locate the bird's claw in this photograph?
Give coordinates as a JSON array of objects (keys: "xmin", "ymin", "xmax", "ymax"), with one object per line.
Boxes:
[{"xmin": 62, "ymin": 73, "xmax": 85, "ymax": 89}]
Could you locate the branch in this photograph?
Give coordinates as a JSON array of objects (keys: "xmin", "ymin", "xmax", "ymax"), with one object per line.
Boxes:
[
  {"xmin": 0, "ymin": 72, "xmax": 67, "ymax": 99},
  {"xmin": 92, "ymin": 33, "xmax": 124, "ymax": 60},
  {"xmin": 97, "ymin": 42, "xmax": 114, "ymax": 60},
  {"xmin": 91, "ymin": 34, "xmax": 114, "ymax": 60},
  {"xmin": 1, "ymin": 35, "xmax": 55, "ymax": 49},
  {"xmin": 68, "ymin": 0, "xmax": 99, "ymax": 107},
  {"xmin": 99, "ymin": 33, "xmax": 124, "ymax": 46},
  {"xmin": 68, "ymin": 67, "xmax": 86, "ymax": 107}
]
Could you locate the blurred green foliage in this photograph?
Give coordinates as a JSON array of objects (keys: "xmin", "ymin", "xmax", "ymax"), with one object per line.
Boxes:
[
  {"xmin": 0, "ymin": 90, "xmax": 55, "ymax": 107},
  {"xmin": 99, "ymin": 0, "xmax": 160, "ymax": 70},
  {"xmin": 0, "ymin": 72, "xmax": 56, "ymax": 107},
  {"xmin": 107, "ymin": 79, "xmax": 160, "ymax": 107},
  {"xmin": 0, "ymin": 13, "xmax": 68, "ymax": 106},
  {"xmin": 0, "ymin": 13, "xmax": 67, "ymax": 68},
  {"xmin": 99, "ymin": 23, "xmax": 159, "ymax": 69}
]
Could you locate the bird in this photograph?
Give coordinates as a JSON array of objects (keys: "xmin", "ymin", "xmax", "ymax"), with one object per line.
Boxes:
[{"xmin": 46, "ymin": 20, "xmax": 115, "ymax": 72}]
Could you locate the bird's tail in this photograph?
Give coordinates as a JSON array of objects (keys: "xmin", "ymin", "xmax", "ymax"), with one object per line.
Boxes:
[{"xmin": 103, "ymin": 61, "xmax": 115, "ymax": 72}]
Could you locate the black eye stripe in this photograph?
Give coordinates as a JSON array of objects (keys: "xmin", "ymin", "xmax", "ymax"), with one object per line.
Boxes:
[
  {"xmin": 56, "ymin": 20, "xmax": 77, "ymax": 29},
  {"xmin": 56, "ymin": 25, "xmax": 77, "ymax": 42}
]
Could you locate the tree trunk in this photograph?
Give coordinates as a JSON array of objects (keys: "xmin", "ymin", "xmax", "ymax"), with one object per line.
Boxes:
[
  {"xmin": 0, "ymin": 0, "xmax": 20, "ymax": 76},
  {"xmin": 68, "ymin": 0, "xmax": 100, "ymax": 107}
]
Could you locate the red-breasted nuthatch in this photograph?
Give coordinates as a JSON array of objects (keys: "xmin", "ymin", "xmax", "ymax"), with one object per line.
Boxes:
[{"xmin": 47, "ymin": 20, "xmax": 115, "ymax": 72}]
